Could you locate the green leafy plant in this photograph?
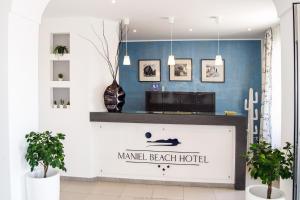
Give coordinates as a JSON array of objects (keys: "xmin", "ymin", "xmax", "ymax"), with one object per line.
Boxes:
[
  {"xmin": 53, "ymin": 45, "xmax": 69, "ymax": 56},
  {"xmin": 25, "ymin": 131, "xmax": 66, "ymax": 178},
  {"xmin": 58, "ymin": 73, "xmax": 64, "ymax": 79},
  {"xmin": 60, "ymin": 99, "xmax": 64, "ymax": 105},
  {"xmin": 245, "ymin": 141, "xmax": 294, "ymax": 199},
  {"xmin": 67, "ymin": 101, "xmax": 70, "ymax": 106},
  {"xmin": 53, "ymin": 100, "xmax": 57, "ymax": 105}
]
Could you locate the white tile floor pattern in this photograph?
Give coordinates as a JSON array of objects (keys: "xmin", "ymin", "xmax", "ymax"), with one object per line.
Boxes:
[{"xmin": 61, "ymin": 180, "xmax": 245, "ymax": 200}]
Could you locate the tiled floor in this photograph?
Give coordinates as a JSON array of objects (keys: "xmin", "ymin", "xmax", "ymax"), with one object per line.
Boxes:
[{"xmin": 61, "ymin": 180, "xmax": 245, "ymax": 200}]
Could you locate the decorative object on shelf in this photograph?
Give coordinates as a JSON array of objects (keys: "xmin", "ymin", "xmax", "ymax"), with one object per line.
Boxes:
[
  {"xmin": 151, "ymin": 83, "xmax": 160, "ymax": 91},
  {"xmin": 58, "ymin": 73, "xmax": 64, "ymax": 81},
  {"xmin": 139, "ymin": 59, "xmax": 161, "ymax": 82},
  {"xmin": 167, "ymin": 17, "xmax": 176, "ymax": 66},
  {"xmin": 123, "ymin": 18, "xmax": 131, "ymax": 66},
  {"xmin": 104, "ymin": 80, "xmax": 125, "ymax": 112},
  {"xmin": 25, "ymin": 131, "xmax": 66, "ymax": 200},
  {"xmin": 60, "ymin": 99, "xmax": 65, "ymax": 109},
  {"xmin": 53, "ymin": 45, "xmax": 69, "ymax": 56},
  {"xmin": 66, "ymin": 101, "xmax": 70, "ymax": 109},
  {"xmin": 169, "ymin": 58, "xmax": 192, "ymax": 81},
  {"xmin": 53, "ymin": 100, "xmax": 58, "ymax": 109},
  {"xmin": 211, "ymin": 16, "xmax": 223, "ymax": 66},
  {"xmin": 245, "ymin": 141, "xmax": 293, "ymax": 200},
  {"xmin": 79, "ymin": 21, "xmax": 126, "ymax": 112},
  {"xmin": 201, "ymin": 59, "xmax": 225, "ymax": 83},
  {"xmin": 244, "ymin": 88, "xmax": 259, "ymax": 149}
]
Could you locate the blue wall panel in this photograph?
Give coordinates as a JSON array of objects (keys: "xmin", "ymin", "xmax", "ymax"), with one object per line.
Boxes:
[{"xmin": 119, "ymin": 40, "xmax": 261, "ymax": 115}]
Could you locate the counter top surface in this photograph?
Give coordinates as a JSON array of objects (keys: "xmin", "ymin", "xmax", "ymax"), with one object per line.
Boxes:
[{"xmin": 90, "ymin": 111, "xmax": 246, "ymax": 125}]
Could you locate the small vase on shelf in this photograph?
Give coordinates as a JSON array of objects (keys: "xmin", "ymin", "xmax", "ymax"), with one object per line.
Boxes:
[
  {"xmin": 58, "ymin": 73, "xmax": 64, "ymax": 81},
  {"xmin": 60, "ymin": 99, "xmax": 65, "ymax": 109},
  {"xmin": 53, "ymin": 101, "xmax": 58, "ymax": 109}
]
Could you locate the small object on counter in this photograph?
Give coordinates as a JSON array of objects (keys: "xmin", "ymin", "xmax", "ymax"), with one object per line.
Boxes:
[
  {"xmin": 224, "ymin": 111, "xmax": 237, "ymax": 116},
  {"xmin": 151, "ymin": 83, "xmax": 160, "ymax": 91}
]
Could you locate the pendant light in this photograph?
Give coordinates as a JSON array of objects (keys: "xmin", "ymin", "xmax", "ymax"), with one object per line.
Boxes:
[
  {"xmin": 168, "ymin": 17, "xmax": 175, "ymax": 66},
  {"xmin": 214, "ymin": 16, "xmax": 223, "ymax": 66},
  {"xmin": 123, "ymin": 18, "xmax": 131, "ymax": 66}
]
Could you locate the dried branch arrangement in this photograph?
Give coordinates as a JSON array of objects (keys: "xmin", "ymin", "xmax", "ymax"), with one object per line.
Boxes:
[{"xmin": 80, "ymin": 21, "xmax": 125, "ymax": 81}]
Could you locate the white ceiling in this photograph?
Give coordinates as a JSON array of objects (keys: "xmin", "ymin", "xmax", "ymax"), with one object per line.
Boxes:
[{"xmin": 43, "ymin": 0, "xmax": 279, "ymax": 40}]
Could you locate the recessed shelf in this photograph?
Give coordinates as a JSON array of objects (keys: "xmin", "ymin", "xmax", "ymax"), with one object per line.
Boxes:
[
  {"xmin": 50, "ymin": 54, "xmax": 71, "ymax": 61},
  {"xmin": 50, "ymin": 81, "xmax": 71, "ymax": 88},
  {"xmin": 51, "ymin": 33, "xmax": 70, "ymax": 54},
  {"xmin": 51, "ymin": 87, "xmax": 70, "ymax": 109},
  {"xmin": 51, "ymin": 60, "xmax": 70, "ymax": 81}
]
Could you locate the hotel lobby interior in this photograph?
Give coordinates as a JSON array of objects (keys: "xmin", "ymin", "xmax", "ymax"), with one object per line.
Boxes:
[{"xmin": 1, "ymin": 0, "xmax": 300, "ymax": 200}]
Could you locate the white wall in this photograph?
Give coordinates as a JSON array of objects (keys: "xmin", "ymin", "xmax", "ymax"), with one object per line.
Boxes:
[
  {"xmin": 0, "ymin": 1, "xmax": 11, "ymax": 200},
  {"xmin": 39, "ymin": 17, "xmax": 119, "ymax": 178},
  {"xmin": 272, "ymin": 0, "xmax": 299, "ymax": 199},
  {"xmin": 8, "ymin": 12, "xmax": 40, "ymax": 200}
]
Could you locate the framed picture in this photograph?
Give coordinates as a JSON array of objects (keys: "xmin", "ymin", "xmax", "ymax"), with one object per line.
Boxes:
[
  {"xmin": 139, "ymin": 60, "xmax": 161, "ymax": 82},
  {"xmin": 169, "ymin": 58, "xmax": 192, "ymax": 81},
  {"xmin": 201, "ymin": 59, "xmax": 225, "ymax": 83}
]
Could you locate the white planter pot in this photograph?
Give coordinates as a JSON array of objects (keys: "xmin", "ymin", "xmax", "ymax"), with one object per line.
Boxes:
[
  {"xmin": 26, "ymin": 171, "xmax": 60, "ymax": 200},
  {"xmin": 53, "ymin": 105, "xmax": 58, "ymax": 109},
  {"xmin": 246, "ymin": 185, "xmax": 285, "ymax": 200},
  {"xmin": 58, "ymin": 78, "xmax": 63, "ymax": 81}
]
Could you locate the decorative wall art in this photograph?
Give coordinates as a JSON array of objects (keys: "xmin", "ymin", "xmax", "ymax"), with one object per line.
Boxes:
[
  {"xmin": 139, "ymin": 59, "xmax": 161, "ymax": 82},
  {"xmin": 201, "ymin": 59, "xmax": 225, "ymax": 83},
  {"xmin": 169, "ymin": 58, "xmax": 192, "ymax": 81}
]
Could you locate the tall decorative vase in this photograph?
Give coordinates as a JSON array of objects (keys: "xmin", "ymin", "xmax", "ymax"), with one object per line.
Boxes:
[{"xmin": 104, "ymin": 80, "xmax": 125, "ymax": 112}]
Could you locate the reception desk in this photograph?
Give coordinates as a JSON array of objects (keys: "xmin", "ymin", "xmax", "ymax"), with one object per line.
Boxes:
[{"xmin": 90, "ymin": 112, "xmax": 247, "ymax": 190}]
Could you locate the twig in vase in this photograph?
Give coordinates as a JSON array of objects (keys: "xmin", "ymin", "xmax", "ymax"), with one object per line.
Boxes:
[{"xmin": 78, "ymin": 20, "xmax": 125, "ymax": 81}]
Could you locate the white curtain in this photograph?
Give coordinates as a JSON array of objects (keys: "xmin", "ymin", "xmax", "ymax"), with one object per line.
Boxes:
[
  {"xmin": 270, "ymin": 25, "xmax": 281, "ymax": 147},
  {"xmin": 260, "ymin": 28, "xmax": 273, "ymax": 142}
]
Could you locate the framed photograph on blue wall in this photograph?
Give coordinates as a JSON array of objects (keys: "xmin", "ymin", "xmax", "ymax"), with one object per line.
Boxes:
[
  {"xmin": 139, "ymin": 59, "xmax": 161, "ymax": 82},
  {"xmin": 201, "ymin": 59, "xmax": 225, "ymax": 83},
  {"xmin": 169, "ymin": 58, "xmax": 192, "ymax": 81}
]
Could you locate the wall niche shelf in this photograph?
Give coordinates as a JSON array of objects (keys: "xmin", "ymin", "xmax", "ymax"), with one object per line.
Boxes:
[
  {"xmin": 51, "ymin": 60, "xmax": 70, "ymax": 81},
  {"xmin": 51, "ymin": 33, "xmax": 70, "ymax": 54},
  {"xmin": 49, "ymin": 33, "xmax": 71, "ymax": 109},
  {"xmin": 51, "ymin": 87, "xmax": 70, "ymax": 109},
  {"xmin": 50, "ymin": 81, "xmax": 71, "ymax": 88},
  {"xmin": 50, "ymin": 54, "xmax": 71, "ymax": 61}
]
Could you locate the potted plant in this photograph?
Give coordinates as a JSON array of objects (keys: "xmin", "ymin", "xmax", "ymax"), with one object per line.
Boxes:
[
  {"xmin": 58, "ymin": 73, "xmax": 64, "ymax": 81},
  {"xmin": 245, "ymin": 141, "xmax": 294, "ymax": 200},
  {"xmin": 53, "ymin": 45, "xmax": 69, "ymax": 56},
  {"xmin": 66, "ymin": 101, "xmax": 70, "ymax": 109},
  {"xmin": 53, "ymin": 100, "xmax": 58, "ymax": 109},
  {"xmin": 25, "ymin": 131, "xmax": 66, "ymax": 200},
  {"xmin": 60, "ymin": 99, "xmax": 65, "ymax": 109}
]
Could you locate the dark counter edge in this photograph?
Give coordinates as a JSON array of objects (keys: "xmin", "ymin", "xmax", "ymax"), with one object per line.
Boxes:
[{"xmin": 90, "ymin": 112, "xmax": 247, "ymax": 190}]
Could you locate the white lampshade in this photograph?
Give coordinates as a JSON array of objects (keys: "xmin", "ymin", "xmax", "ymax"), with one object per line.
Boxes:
[
  {"xmin": 123, "ymin": 55, "xmax": 131, "ymax": 65},
  {"xmin": 215, "ymin": 55, "xmax": 223, "ymax": 66},
  {"xmin": 168, "ymin": 55, "xmax": 175, "ymax": 66}
]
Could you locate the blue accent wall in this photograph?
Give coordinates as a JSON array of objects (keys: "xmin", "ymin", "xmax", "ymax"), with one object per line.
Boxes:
[{"xmin": 119, "ymin": 40, "xmax": 261, "ymax": 115}]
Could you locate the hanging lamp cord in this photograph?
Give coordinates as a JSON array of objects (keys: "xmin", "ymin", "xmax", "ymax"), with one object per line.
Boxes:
[
  {"xmin": 126, "ymin": 24, "xmax": 128, "ymax": 56},
  {"xmin": 217, "ymin": 27, "xmax": 220, "ymax": 54},
  {"xmin": 171, "ymin": 22, "xmax": 173, "ymax": 55}
]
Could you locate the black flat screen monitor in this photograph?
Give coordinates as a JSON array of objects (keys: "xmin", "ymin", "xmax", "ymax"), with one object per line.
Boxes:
[{"xmin": 145, "ymin": 91, "xmax": 215, "ymax": 113}]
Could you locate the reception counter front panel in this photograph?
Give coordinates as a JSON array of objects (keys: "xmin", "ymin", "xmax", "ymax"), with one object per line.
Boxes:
[{"xmin": 90, "ymin": 112, "xmax": 246, "ymax": 190}]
